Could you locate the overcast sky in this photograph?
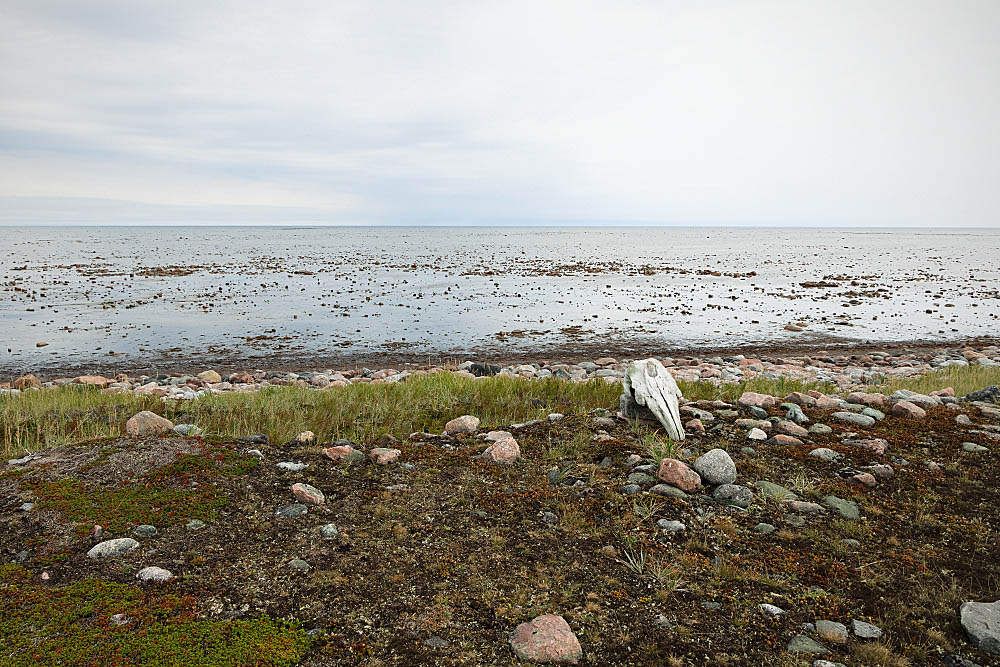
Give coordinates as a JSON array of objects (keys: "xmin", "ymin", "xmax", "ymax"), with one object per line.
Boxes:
[{"xmin": 1, "ymin": 1, "xmax": 998, "ymax": 226}]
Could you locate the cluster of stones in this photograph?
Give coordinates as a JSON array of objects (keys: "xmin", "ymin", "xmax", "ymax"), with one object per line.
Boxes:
[
  {"xmin": 4, "ymin": 345, "xmax": 999, "ymax": 400},
  {"xmin": 606, "ymin": 374, "xmax": 999, "ymax": 661}
]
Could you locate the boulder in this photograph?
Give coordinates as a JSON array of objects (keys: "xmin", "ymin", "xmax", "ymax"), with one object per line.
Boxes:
[
  {"xmin": 369, "ymin": 448, "xmax": 401, "ymax": 465},
  {"xmin": 510, "ymin": 614, "xmax": 583, "ymax": 664},
  {"xmin": 960, "ymin": 600, "xmax": 1000, "ymax": 655},
  {"xmin": 74, "ymin": 375, "xmax": 110, "ymax": 388},
  {"xmin": 87, "ymin": 538, "xmax": 139, "ymax": 559},
  {"xmin": 738, "ymin": 392, "xmax": 775, "ymax": 410},
  {"xmin": 445, "ymin": 415, "xmax": 481, "ymax": 435},
  {"xmin": 197, "ymin": 370, "xmax": 222, "ymax": 383},
  {"xmin": 135, "ymin": 566, "xmax": 173, "ymax": 582},
  {"xmin": 693, "ymin": 448, "xmax": 737, "ymax": 485},
  {"xmin": 482, "ymin": 437, "xmax": 520, "ymax": 464},
  {"xmin": 620, "ymin": 358, "xmax": 685, "ymax": 440},
  {"xmin": 291, "ymin": 482, "xmax": 325, "ymax": 505},
  {"xmin": 657, "ymin": 458, "xmax": 702, "ymax": 492},
  {"xmin": 125, "ymin": 411, "xmax": 174, "ymax": 437},
  {"xmin": 891, "ymin": 400, "xmax": 926, "ymax": 419}
]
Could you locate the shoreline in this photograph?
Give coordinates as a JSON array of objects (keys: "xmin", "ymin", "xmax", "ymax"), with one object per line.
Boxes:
[{"xmin": 4, "ymin": 335, "xmax": 1000, "ymax": 383}]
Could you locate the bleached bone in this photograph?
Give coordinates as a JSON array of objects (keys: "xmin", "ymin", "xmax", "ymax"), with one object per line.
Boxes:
[{"xmin": 620, "ymin": 358, "xmax": 685, "ymax": 440}]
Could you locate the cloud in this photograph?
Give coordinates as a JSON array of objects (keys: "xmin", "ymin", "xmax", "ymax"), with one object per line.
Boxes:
[{"xmin": 1, "ymin": 0, "xmax": 998, "ymax": 225}]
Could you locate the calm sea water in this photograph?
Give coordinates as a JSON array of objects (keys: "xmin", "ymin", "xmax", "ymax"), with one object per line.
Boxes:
[{"xmin": 2, "ymin": 226, "xmax": 998, "ymax": 372}]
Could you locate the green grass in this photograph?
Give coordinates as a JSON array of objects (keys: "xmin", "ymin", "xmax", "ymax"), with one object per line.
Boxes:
[
  {"xmin": 0, "ymin": 564, "xmax": 310, "ymax": 666},
  {"xmin": 1, "ymin": 374, "xmax": 622, "ymax": 458},
  {"xmin": 866, "ymin": 364, "xmax": 1000, "ymax": 398},
  {"xmin": 675, "ymin": 376, "xmax": 837, "ymax": 402},
  {"xmin": 3, "ymin": 363, "xmax": 996, "ymax": 459}
]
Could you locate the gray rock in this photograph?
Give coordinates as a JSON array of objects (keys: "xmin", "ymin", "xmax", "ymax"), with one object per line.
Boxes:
[
  {"xmin": 288, "ymin": 558, "xmax": 312, "ymax": 572},
  {"xmin": 961, "ymin": 600, "xmax": 1000, "ymax": 655},
  {"xmin": 424, "ymin": 636, "xmax": 450, "ymax": 649},
  {"xmin": 277, "ymin": 461, "xmax": 309, "ymax": 472},
  {"xmin": 851, "ymin": 619, "xmax": 883, "ymax": 639},
  {"xmin": 963, "ymin": 442, "xmax": 988, "ymax": 453},
  {"xmin": 832, "ymin": 412, "xmax": 876, "ymax": 427},
  {"xmin": 759, "ymin": 603, "xmax": 785, "ymax": 617},
  {"xmin": 275, "ymin": 503, "xmax": 309, "ymax": 518},
  {"xmin": 713, "ymin": 484, "xmax": 752, "ymax": 509},
  {"xmin": 136, "ymin": 566, "xmax": 173, "ymax": 582},
  {"xmin": 620, "ymin": 484, "xmax": 642, "ymax": 495},
  {"xmin": 816, "ymin": 620, "xmax": 848, "ymax": 641},
  {"xmin": 87, "ymin": 538, "xmax": 139, "ymax": 559},
  {"xmin": 649, "ymin": 484, "xmax": 689, "ymax": 500},
  {"xmin": 627, "ymin": 472, "xmax": 657, "ymax": 488},
  {"xmin": 693, "ymin": 448, "xmax": 737, "ymax": 485},
  {"xmin": 186, "ymin": 519, "xmax": 206, "ymax": 530},
  {"xmin": 19, "ymin": 502, "xmax": 34, "ymax": 511},
  {"xmin": 956, "ymin": 414, "xmax": 974, "ymax": 426},
  {"xmin": 862, "ymin": 408, "xmax": 886, "ymax": 421},
  {"xmin": 172, "ymin": 424, "xmax": 203, "ymax": 436},
  {"xmin": 783, "ymin": 403, "xmax": 810, "ymax": 424},
  {"xmin": 808, "ymin": 423, "xmax": 833, "ymax": 435},
  {"xmin": 133, "ymin": 524, "xmax": 158, "ymax": 538},
  {"xmin": 746, "ymin": 405, "xmax": 769, "ymax": 419},
  {"xmin": 542, "ymin": 511, "xmax": 559, "ymax": 525},
  {"xmin": 787, "ymin": 635, "xmax": 829, "ymax": 654},
  {"xmin": 812, "ymin": 661, "xmax": 847, "ymax": 667},
  {"xmin": 822, "ymin": 495, "xmax": 860, "ymax": 520},
  {"xmin": 809, "ymin": 448, "xmax": 842, "ymax": 462},
  {"xmin": 320, "ymin": 523, "xmax": 339, "ymax": 539},
  {"xmin": 111, "ymin": 613, "xmax": 130, "ymax": 626},
  {"xmin": 657, "ymin": 519, "xmax": 686, "ymax": 532},
  {"xmin": 754, "ymin": 522, "xmax": 775, "ymax": 535}
]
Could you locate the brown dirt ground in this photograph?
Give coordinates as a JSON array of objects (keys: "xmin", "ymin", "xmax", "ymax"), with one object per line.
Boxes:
[{"xmin": 1, "ymin": 400, "xmax": 999, "ymax": 666}]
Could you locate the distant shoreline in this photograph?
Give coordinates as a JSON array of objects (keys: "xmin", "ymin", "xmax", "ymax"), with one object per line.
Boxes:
[{"xmin": 4, "ymin": 335, "xmax": 997, "ymax": 381}]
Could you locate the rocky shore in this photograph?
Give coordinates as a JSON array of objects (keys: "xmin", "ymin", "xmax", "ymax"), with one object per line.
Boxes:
[{"xmin": 5, "ymin": 343, "xmax": 1000, "ymax": 401}]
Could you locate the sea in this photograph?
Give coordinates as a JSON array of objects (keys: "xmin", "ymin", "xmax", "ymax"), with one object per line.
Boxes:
[{"xmin": 2, "ymin": 225, "xmax": 998, "ymax": 373}]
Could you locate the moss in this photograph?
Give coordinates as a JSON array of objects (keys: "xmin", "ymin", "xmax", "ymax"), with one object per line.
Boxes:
[
  {"xmin": 0, "ymin": 565, "xmax": 310, "ymax": 666},
  {"xmin": 23, "ymin": 443, "xmax": 257, "ymax": 532}
]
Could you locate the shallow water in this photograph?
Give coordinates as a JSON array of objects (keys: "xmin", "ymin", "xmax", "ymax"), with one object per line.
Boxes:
[{"xmin": 2, "ymin": 225, "xmax": 998, "ymax": 372}]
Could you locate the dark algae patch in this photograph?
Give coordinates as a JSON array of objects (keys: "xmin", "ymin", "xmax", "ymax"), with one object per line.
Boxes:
[{"xmin": 0, "ymin": 564, "xmax": 310, "ymax": 666}]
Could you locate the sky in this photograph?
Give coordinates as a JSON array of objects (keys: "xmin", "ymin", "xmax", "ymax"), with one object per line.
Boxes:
[{"xmin": 1, "ymin": 1, "xmax": 998, "ymax": 227}]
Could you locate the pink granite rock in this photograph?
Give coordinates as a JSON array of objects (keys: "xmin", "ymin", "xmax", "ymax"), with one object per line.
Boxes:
[
  {"xmin": 891, "ymin": 400, "xmax": 927, "ymax": 419},
  {"xmin": 815, "ymin": 395, "xmax": 843, "ymax": 410},
  {"xmin": 322, "ymin": 445, "xmax": 355, "ymax": 462},
  {"xmin": 74, "ymin": 375, "xmax": 110, "ymax": 388},
  {"xmin": 846, "ymin": 392, "xmax": 890, "ymax": 410},
  {"xmin": 783, "ymin": 391, "xmax": 817, "ymax": 407},
  {"xmin": 768, "ymin": 434, "xmax": 804, "ymax": 446},
  {"xmin": 510, "ymin": 614, "xmax": 583, "ymax": 664},
  {"xmin": 776, "ymin": 420, "xmax": 809, "ymax": 437},
  {"xmin": 685, "ymin": 418, "xmax": 705, "ymax": 433},
  {"xmin": 369, "ymin": 448, "xmax": 401, "ymax": 465},
  {"xmin": 846, "ymin": 439, "xmax": 888, "ymax": 455},
  {"xmin": 445, "ymin": 415, "xmax": 481, "ymax": 435},
  {"xmin": 291, "ymin": 483, "xmax": 325, "ymax": 505},
  {"xmin": 482, "ymin": 437, "xmax": 520, "ymax": 464},
  {"xmin": 738, "ymin": 392, "xmax": 775, "ymax": 410},
  {"xmin": 930, "ymin": 387, "xmax": 955, "ymax": 397},
  {"xmin": 657, "ymin": 458, "xmax": 702, "ymax": 492},
  {"xmin": 850, "ymin": 473, "xmax": 877, "ymax": 488},
  {"xmin": 125, "ymin": 411, "xmax": 174, "ymax": 437}
]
